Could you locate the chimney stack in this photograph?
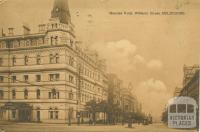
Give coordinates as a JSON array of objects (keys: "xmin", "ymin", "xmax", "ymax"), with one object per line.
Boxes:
[
  {"xmin": 23, "ymin": 24, "xmax": 31, "ymax": 35},
  {"xmin": 1, "ymin": 29, "xmax": 6, "ymax": 37},
  {"xmin": 8, "ymin": 28, "xmax": 14, "ymax": 36}
]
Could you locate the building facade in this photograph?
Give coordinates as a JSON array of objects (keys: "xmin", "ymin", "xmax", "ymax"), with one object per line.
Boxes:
[
  {"xmin": 107, "ymin": 74, "xmax": 140, "ymax": 123},
  {"xmin": 179, "ymin": 65, "xmax": 199, "ymax": 105},
  {"xmin": 0, "ymin": 0, "xmax": 107, "ymax": 123},
  {"xmin": 178, "ymin": 65, "xmax": 199, "ymax": 128}
]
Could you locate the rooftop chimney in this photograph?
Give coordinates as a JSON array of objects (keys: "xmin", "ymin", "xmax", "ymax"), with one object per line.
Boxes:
[
  {"xmin": 38, "ymin": 24, "xmax": 46, "ymax": 33},
  {"xmin": 8, "ymin": 28, "xmax": 14, "ymax": 36},
  {"xmin": 0, "ymin": 29, "xmax": 6, "ymax": 37}
]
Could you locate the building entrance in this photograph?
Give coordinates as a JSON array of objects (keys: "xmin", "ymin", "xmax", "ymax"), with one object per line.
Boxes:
[{"xmin": 0, "ymin": 102, "xmax": 32, "ymax": 122}]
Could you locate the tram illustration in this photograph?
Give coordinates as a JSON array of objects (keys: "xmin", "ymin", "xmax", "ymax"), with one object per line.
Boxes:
[{"xmin": 167, "ymin": 96, "xmax": 197, "ymax": 128}]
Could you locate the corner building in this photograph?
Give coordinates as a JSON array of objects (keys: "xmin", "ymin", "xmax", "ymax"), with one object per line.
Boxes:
[{"xmin": 0, "ymin": 0, "xmax": 107, "ymax": 123}]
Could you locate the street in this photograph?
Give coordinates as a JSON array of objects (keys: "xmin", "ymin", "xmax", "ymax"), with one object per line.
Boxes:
[{"xmin": 0, "ymin": 123, "xmax": 197, "ymax": 132}]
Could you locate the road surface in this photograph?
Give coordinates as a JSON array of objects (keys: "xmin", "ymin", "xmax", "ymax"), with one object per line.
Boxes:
[{"xmin": 0, "ymin": 123, "xmax": 197, "ymax": 132}]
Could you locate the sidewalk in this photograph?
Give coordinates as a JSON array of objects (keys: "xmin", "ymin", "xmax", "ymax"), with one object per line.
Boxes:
[
  {"xmin": 0, "ymin": 121, "xmax": 16, "ymax": 125},
  {"xmin": 0, "ymin": 121, "xmax": 143, "ymax": 127}
]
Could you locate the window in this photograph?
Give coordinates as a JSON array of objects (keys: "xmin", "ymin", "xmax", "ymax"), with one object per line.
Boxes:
[
  {"xmin": 0, "ymin": 58, "xmax": 3, "ymax": 66},
  {"xmin": 12, "ymin": 110, "xmax": 16, "ymax": 119},
  {"xmin": 177, "ymin": 104, "xmax": 186, "ymax": 113},
  {"xmin": 0, "ymin": 90, "xmax": 3, "ymax": 99},
  {"xmin": 24, "ymin": 89, "xmax": 28, "ymax": 99},
  {"xmin": 49, "ymin": 89, "xmax": 59, "ymax": 99},
  {"xmin": 24, "ymin": 56, "xmax": 28, "ymax": 65},
  {"xmin": 12, "ymin": 89, "xmax": 16, "ymax": 99},
  {"xmin": 55, "ymin": 74, "xmax": 60, "ymax": 81},
  {"xmin": 49, "ymin": 53, "xmax": 59, "ymax": 64},
  {"xmin": 11, "ymin": 76, "xmax": 16, "ymax": 83},
  {"xmin": 187, "ymin": 104, "xmax": 194, "ymax": 113},
  {"xmin": 12, "ymin": 56, "xmax": 16, "ymax": 66},
  {"xmin": 24, "ymin": 75, "xmax": 28, "ymax": 82},
  {"xmin": 36, "ymin": 55, "xmax": 41, "ymax": 65},
  {"xmin": 55, "ymin": 36, "xmax": 58, "ymax": 45},
  {"xmin": 49, "ymin": 74, "xmax": 60, "ymax": 81},
  {"xmin": 69, "ymin": 56, "xmax": 74, "ymax": 66},
  {"xmin": 36, "ymin": 89, "xmax": 40, "ymax": 99},
  {"xmin": 55, "ymin": 109, "xmax": 59, "ymax": 119},
  {"xmin": 49, "ymin": 108, "xmax": 59, "ymax": 120},
  {"xmin": 0, "ymin": 76, "xmax": 4, "ymax": 83},
  {"xmin": 98, "ymin": 88, "xmax": 101, "ymax": 93},
  {"xmin": 70, "ymin": 40, "xmax": 73, "ymax": 47},
  {"xmin": 36, "ymin": 75, "xmax": 41, "ymax": 82},
  {"xmin": 50, "ymin": 36, "xmax": 58, "ymax": 45},
  {"xmin": 69, "ymin": 75, "xmax": 74, "ymax": 84},
  {"xmin": 49, "ymin": 108, "xmax": 54, "ymax": 119},
  {"xmin": 50, "ymin": 54, "xmax": 54, "ymax": 63},
  {"xmin": 50, "ymin": 37, "xmax": 54, "ymax": 45},
  {"xmin": 69, "ymin": 91, "xmax": 73, "ymax": 100},
  {"xmin": 55, "ymin": 53, "xmax": 59, "ymax": 63}
]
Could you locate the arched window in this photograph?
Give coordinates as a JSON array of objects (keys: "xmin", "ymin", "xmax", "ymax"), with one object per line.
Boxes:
[
  {"xmin": 55, "ymin": 108, "xmax": 59, "ymax": 119},
  {"xmin": 48, "ymin": 107, "xmax": 59, "ymax": 120},
  {"xmin": 36, "ymin": 89, "xmax": 40, "ymax": 99},
  {"xmin": 49, "ymin": 89, "xmax": 59, "ymax": 99},
  {"xmin": 50, "ymin": 36, "xmax": 58, "ymax": 45},
  {"xmin": 55, "ymin": 53, "xmax": 59, "ymax": 63},
  {"xmin": 55, "ymin": 36, "xmax": 58, "ymax": 45},
  {"xmin": 24, "ymin": 89, "xmax": 28, "ymax": 99},
  {"xmin": 49, "ymin": 108, "xmax": 54, "ymax": 119}
]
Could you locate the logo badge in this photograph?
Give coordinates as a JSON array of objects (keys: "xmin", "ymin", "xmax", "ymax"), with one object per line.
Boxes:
[{"xmin": 167, "ymin": 96, "xmax": 197, "ymax": 128}]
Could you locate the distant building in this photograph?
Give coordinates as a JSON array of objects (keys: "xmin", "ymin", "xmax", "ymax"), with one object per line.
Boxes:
[
  {"xmin": 107, "ymin": 73, "xmax": 140, "ymax": 123},
  {"xmin": 107, "ymin": 74, "xmax": 122, "ymax": 107},
  {"xmin": 173, "ymin": 87, "xmax": 182, "ymax": 97},
  {"xmin": 179, "ymin": 69, "xmax": 199, "ymax": 104},
  {"xmin": 183, "ymin": 65, "xmax": 199, "ymax": 86},
  {"xmin": 0, "ymin": 0, "xmax": 107, "ymax": 123}
]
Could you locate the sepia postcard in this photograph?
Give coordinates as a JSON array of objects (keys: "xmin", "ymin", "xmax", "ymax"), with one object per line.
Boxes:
[{"xmin": 0, "ymin": 0, "xmax": 199, "ymax": 132}]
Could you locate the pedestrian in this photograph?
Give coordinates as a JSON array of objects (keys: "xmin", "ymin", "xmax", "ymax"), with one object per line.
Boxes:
[
  {"xmin": 77, "ymin": 114, "xmax": 81, "ymax": 126},
  {"xmin": 89, "ymin": 116, "xmax": 92, "ymax": 125}
]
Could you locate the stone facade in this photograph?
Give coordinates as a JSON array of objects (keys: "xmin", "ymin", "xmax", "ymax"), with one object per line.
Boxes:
[{"xmin": 0, "ymin": 0, "xmax": 107, "ymax": 123}]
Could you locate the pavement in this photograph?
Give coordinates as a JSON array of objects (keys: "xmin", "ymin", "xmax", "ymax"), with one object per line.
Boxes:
[{"xmin": 0, "ymin": 123, "xmax": 197, "ymax": 132}]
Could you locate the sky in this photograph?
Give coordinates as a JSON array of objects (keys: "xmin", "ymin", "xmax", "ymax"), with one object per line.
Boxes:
[{"xmin": 0, "ymin": 0, "xmax": 200, "ymax": 122}]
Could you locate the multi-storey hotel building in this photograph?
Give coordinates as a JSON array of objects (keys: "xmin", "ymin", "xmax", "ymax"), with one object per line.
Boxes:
[{"xmin": 0, "ymin": 0, "xmax": 107, "ymax": 123}]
